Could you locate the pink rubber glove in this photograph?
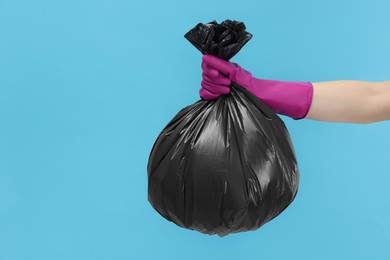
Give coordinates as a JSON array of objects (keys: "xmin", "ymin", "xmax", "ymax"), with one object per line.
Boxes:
[{"xmin": 200, "ymin": 54, "xmax": 314, "ymax": 120}]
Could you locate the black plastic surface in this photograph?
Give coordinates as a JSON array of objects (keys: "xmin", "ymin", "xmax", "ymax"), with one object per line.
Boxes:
[{"xmin": 147, "ymin": 19, "xmax": 299, "ymax": 237}]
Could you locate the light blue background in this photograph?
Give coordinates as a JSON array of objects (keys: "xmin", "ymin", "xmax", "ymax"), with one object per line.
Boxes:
[{"xmin": 1, "ymin": 0, "xmax": 390, "ymax": 259}]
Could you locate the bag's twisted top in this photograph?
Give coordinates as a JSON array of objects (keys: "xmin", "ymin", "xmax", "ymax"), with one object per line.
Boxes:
[{"xmin": 184, "ymin": 19, "xmax": 253, "ymax": 61}]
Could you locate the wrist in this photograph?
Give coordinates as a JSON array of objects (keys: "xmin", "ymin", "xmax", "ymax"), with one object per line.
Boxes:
[
  {"xmin": 291, "ymin": 82, "xmax": 314, "ymax": 120},
  {"xmin": 242, "ymin": 78, "xmax": 314, "ymax": 120}
]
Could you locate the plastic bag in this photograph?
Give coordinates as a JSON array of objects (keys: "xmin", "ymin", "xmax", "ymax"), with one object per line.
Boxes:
[{"xmin": 147, "ymin": 19, "xmax": 299, "ymax": 237}]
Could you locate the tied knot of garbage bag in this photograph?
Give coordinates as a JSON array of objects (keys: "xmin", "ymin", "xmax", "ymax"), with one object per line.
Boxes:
[{"xmin": 184, "ymin": 19, "xmax": 253, "ymax": 61}]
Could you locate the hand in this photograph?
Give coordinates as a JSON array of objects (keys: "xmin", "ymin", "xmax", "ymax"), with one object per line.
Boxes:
[
  {"xmin": 200, "ymin": 55, "xmax": 231, "ymax": 100},
  {"xmin": 200, "ymin": 54, "xmax": 254, "ymax": 100},
  {"xmin": 199, "ymin": 54, "xmax": 314, "ymax": 120}
]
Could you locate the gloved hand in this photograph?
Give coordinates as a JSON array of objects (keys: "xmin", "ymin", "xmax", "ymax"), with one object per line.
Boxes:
[{"xmin": 200, "ymin": 54, "xmax": 314, "ymax": 120}]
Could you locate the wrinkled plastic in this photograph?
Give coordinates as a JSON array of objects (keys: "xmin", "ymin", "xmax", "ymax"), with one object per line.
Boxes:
[
  {"xmin": 147, "ymin": 19, "xmax": 299, "ymax": 237},
  {"xmin": 184, "ymin": 19, "xmax": 253, "ymax": 61}
]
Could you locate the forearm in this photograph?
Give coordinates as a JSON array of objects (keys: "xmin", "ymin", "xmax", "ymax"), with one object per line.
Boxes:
[{"xmin": 305, "ymin": 80, "xmax": 390, "ymax": 123}]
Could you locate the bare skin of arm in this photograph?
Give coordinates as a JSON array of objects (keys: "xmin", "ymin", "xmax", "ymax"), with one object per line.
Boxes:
[{"xmin": 305, "ymin": 80, "xmax": 390, "ymax": 124}]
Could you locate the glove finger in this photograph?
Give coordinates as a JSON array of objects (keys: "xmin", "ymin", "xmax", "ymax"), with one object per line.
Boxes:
[
  {"xmin": 201, "ymin": 60, "xmax": 219, "ymax": 78},
  {"xmin": 201, "ymin": 79, "xmax": 230, "ymax": 95},
  {"xmin": 202, "ymin": 71, "xmax": 231, "ymax": 86},
  {"xmin": 199, "ymin": 87, "xmax": 220, "ymax": 100},
  {"xmin": 202, "ymin": 54, "xmax": 236, "ymax": 76}
]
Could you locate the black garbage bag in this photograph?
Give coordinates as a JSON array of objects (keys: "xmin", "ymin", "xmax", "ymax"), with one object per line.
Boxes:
[{"xmin": 147, "ymin": 19, "xmax": 299, "ymax": 237}]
